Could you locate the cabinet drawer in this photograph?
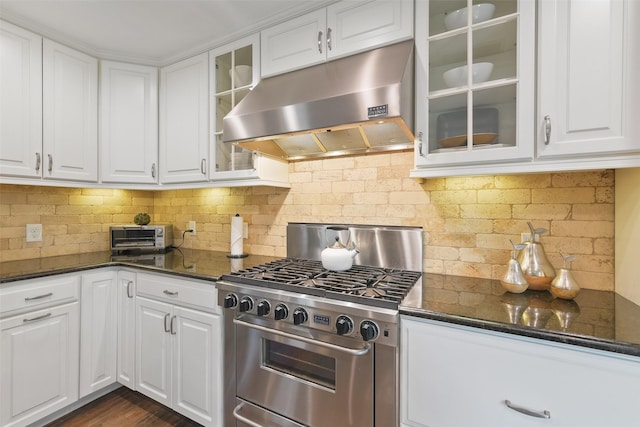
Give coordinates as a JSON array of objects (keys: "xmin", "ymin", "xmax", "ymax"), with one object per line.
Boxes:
[
  {"xmin": 136, "ymin": 273, "xmax": 217, "ymax": 312},
  {"xmin": 0, "ymin": 275, "xmax": 80, "ymax": 317}
]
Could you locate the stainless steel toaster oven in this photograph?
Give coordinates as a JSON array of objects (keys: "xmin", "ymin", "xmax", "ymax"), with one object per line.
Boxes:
[{"xmin": 110, "ymin": 225, "xmax": 173, "ymax": 253}]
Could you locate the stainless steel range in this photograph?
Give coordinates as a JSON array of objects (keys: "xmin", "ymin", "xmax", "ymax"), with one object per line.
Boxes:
[{"xmin": 217, "ymin": 223, "xmax": 423, "ymax": 427}]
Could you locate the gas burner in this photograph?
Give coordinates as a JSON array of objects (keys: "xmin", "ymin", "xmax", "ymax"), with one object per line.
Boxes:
[{"xmin": 222, "ymin": 257, "xmax": 421, "ymax": 308}]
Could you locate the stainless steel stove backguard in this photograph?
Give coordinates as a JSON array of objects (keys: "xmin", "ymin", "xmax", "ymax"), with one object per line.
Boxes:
[{"xmin": 286, "ymin": 223, "xmax": 423, "ymax": 272}]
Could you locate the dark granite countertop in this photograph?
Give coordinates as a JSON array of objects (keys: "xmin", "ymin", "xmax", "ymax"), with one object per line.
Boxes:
[
  {"xmin": 401, "ymin": 273, "xmax": 640, "ymax": 358},
  {"xmin": 0, "ymin": 249, "xmax": 279, "ymax": 284},
  {"xmin": 2, "ymin": 252, "xmax": 639, "ymax": 358}
]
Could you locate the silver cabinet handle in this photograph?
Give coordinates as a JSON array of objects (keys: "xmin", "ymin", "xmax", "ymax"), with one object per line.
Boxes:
[
  {"xmin": 47, "ymin": 154, "xmax": 53, "ymax": 173},
  {"xmin": 126, "ymin": 280, "xmax": 134, "ymax": 298},
  {"xmin": 417, "ymin": 131, "xmax": 425, "ymax": 157},
  {"xmin": 318, "ymin": 30, "xmax": 323, "ymax": 53},
  {"xmin": 200, "ymin": 158, "xmax": 206, "ymax": 174},
  {"xmin": 327, "ymin": 27, "xmax": 332, "ymax": 51},
  {"xmin": 164, "ymin": 313, "xmax": 171, "ymax": 332},
  {"xmin": 170, "ymin": 315, "xmax": 177, "ymax": 335},
  {"xmin": 543, "ymin": 115, "xmax": 552, "ymax": 145},
  {"xmin": 151, "ymin": 162, "xmax": 156, "ymax": 178},
  {"xmin": 234, "ymin": 318, "xmax": 371, "ymax": 356},
  {"xmin": 504, "ymin": 400, "xmax": 551, "ymax": 419},
  {"xmin": 25, "ymin": 292, "xmax": 53, "ymax": 301},
  {"xmin": 163, "ymin": 290, "xmax": 178, "ymax": 296},
  {"xmin": 35, "ymin": 152, "xmax": 41, "ymax": 172},
  {"xmin": 23, "ymin": 312, "xmax": 52, "ymax": 323}
]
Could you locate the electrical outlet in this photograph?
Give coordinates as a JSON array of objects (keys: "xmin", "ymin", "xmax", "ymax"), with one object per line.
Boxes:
[
  {"xmin": 520, "ymin": 233, "xmax": 531, "ymax": 243},
  {"xmin": 243, "ymin": 222, "xmax": 248, "ymax": 239},
  {"xmin": 188, "ymin": 221, "xmax": 196, "ymax": 235},
  {"xmin": 26, "ymin": 224, "xmax": 42, "ymax": 242}
]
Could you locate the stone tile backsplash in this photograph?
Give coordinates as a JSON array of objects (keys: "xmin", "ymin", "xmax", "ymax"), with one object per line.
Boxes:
[{"xmin": 0, "ymin": 152, "xmax": 615, "ymax": 291}]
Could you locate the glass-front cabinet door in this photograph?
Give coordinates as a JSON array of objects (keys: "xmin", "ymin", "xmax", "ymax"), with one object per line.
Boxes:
[
  {"xmin": 209, "ymin": 35, "xmax": 260, "ymax": 179},
  {"xmin": 413, "ymin": 0, "xmax": 535, "ymax": 174}
]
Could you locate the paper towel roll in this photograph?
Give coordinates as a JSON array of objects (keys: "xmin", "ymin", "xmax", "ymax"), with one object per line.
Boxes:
[{"xmin": 230, "ymin": 214, "xmax": 244, "ymax": 256}]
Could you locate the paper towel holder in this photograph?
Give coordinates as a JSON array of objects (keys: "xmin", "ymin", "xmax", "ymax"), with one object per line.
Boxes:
[{"xmin": 227, "ymin": 213, "xmax": 249, "ymax": 259}]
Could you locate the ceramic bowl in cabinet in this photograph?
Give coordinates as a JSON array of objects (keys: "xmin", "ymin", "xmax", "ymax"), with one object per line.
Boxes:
[
  {"xmin": 229, "ymin": 65, "xmax": 252, "ymax": 87},
  {"xmin": 444, "ymin": 3, "xmax": 496, "ymax": 31},
  {"xmin": 442, "ymin": 62, "xmax": 493, "ymax": 88}
]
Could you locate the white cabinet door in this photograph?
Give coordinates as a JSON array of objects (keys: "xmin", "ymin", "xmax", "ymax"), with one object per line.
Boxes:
[
  {"xmin": 0, "ymin": 21, "xmax": 42, "ymax": 178},
  {"xmin": 326, "ymin": 0, "xmax": 413, "ymax": 60},
  {"xmin": 135, "ymin": 296, "xmax": 172, "ymax": 407},
  {"xmin": 173, "ymin": 306, "xmax": 222, "ymax": 427},
  {"xmin": 412, "ymin": 0, "xmax": 536, "ymax": 172},
  {"xmin": 261, "ymin": 1, "xmax": 413, "ymax": 78},
  {"xmin": 537, "ymin": 0, "xmax": 640, "ymax": 159},
  {"xmin": 260, "ymin": 9, "xmax": 326, "ymax": 77},
  {"xmin": 159, "ymin": 52, "xmax": 209, "ymax": 184},
  {"xmin": 0, "ymin": 302, "xmax": 79, "ymax": 427},
  {"xmin": 79, "ymin": 270, "xmax": 117, "ymax": 398},
  {"xmin": 42, "ymin": 39, "xmax": 98, "ymax": 182},
  {"xmin": 116, "ymin": 270, "xmax": 136, "ymax": 389},
  {"xmin": 100, "ymin": 61, "xmax": 158, "ymax": 183},
  {"xmin": 401, "ymin": 317, "xmax": 640, "ymax": 427}
]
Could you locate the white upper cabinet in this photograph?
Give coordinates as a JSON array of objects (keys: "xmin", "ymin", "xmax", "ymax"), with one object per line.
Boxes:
[
  {"xmin": 537, "ymin": 0, "xmax": 640, "ymax": 159},
  {"xmin": 100, "ymin": 61, "xmax": 158, "ymax": 184},
  {"xmin": 209, "ymin": 34, "xmax": 289, "ymax": 187},
  {"xmin": 159, "ymin": 52, "xmax": 209, "ymax": 184},
  {"xmin": 43, "ymin": 39, "xmax": 98, "ymax": 182},
  {"xmin": 412, "ymin": 0, "xmax": 536, "ymax": 171},
  {"xmin": 326, "ymin": 0, "xmax": 414, "ymax": 59},
  {"xmin": 261, "ymin": 9, "xmax": 326, "ymax": 77},
  {"xmin": 412, "ymin": 0, "xmax": 640, "ymax": 178},
  {"xmin": 0, "ymin": 20, "xmax": 42, "ymax": 178},
  {"xmin": 261, "ymin": 0, "xmax": 413, "ymax": 77}
]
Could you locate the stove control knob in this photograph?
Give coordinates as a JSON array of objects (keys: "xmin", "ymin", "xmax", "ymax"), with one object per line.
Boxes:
[
  {"xmin": 360, "ymin": 320, "xmax": 379, "ymax": 341},
  {"xmin": 293, "ymin": 308, "xmax": 308, "ymax": 325},
  {"xmin": 256, "ymin": 300, "xmax": 271, "ymax": 316},
  {"xmin": 274, "ymin": 304, "xmax": 289, "ymax": 321},
  {"xmin": 223, "ymin": 293, "xmax": 238, "ymax": 309},
  {"xmin": 239, "ymin": 296, "xmax": 254, "ymax": 313},
  {"xmin": 336, "ymin": 315, "xmax": 354, "ymax": 336}
]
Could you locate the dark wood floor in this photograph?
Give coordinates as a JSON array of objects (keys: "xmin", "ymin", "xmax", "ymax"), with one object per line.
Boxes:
[{"xmin": 44, "ymin": 387, "xmax": 203, "ymax": 426}]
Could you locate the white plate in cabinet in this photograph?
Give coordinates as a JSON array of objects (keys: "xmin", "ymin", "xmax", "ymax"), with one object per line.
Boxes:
[{"xmin": 400, "ymin": 316, "xmax": 640, "ymax": 427}]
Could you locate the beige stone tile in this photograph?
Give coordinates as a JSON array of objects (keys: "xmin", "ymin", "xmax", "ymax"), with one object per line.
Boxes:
[
  {"xmin": 511, "ymin": 204, "xmax": 571, "ymax": 220},
  {"xmin": 477, "ymin": 189, "xmax": 530, "ymax": 204},
  {"xmin": 532, "ymin": 188, "xmax": 595, "ymax": 204},
  {"xmin": 460, "ymin": 204, "xmax": 511, "ymax": 219},
  {"xmin": 551, "ymin": 220, "xmax": 614, "ymax": 238},
  {"xmin": 445, "ymin": 218, "xmax": 493, "ymax": 233}
]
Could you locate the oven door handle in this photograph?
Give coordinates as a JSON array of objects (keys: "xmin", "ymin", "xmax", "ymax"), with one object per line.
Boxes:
[
  {"xmin": 233, "ymin": 318, "xmax": 371, "ymax": 356},
  {"xmin": 233, "ymin": 401, "xmax": 306, "ymax": 427}
]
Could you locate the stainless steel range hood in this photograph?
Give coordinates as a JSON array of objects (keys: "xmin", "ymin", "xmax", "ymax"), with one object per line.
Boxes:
[{"xmin": 223, "ymin": 40, "xmax": 414, "ymax": 161}]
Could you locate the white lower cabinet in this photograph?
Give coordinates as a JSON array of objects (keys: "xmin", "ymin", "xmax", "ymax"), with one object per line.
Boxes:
[
  {"xmin": 79, "ymin": 270, "xmax": 117, "ymax": 398},
  {"xmin": 116, "ymin": 269, "xmax": 137, "ymax": 389},
  {"xmin": 135, "ymin": 273, "xmax": 222, "ymax": 427},
  {"xmin": 0, "ymin": 274, "xmax": 80, "ymax": 427},
  {"xmin": 400, "ymin": 316, "xmax": 640, "ymax": 427}
]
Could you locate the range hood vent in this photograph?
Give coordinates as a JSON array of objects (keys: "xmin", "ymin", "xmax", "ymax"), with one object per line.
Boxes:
[{"xmin": 223, "ymin": 40, "xmax": 415, "ymax": 161}]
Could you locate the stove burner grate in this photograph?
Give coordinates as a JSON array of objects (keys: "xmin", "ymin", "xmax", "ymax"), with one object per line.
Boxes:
[{"xmin": 225, "ymin": 258, "xmax": 421, "ymax": 307}]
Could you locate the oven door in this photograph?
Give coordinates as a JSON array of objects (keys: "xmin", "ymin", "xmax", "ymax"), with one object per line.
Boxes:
[{"xmin": 234, "ymin": 317, "xmax": 374, "ymax": 427}]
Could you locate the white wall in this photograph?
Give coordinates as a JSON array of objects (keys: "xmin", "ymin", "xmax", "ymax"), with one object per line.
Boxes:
[{"xmin": 615, "ymin": 168, "xmax": 640, "ymax": 305}]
